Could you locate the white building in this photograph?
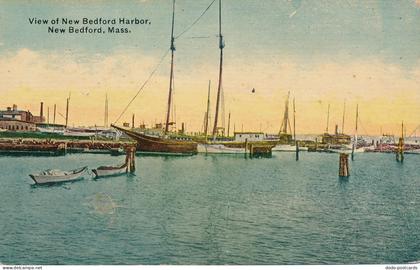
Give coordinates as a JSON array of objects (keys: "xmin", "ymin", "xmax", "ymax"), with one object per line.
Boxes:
[{"xmin": 234, "ymin": 132, "xmax": 265, "ymax": 142}]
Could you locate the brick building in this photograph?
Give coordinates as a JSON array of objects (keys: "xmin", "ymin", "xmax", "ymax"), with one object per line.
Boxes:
[{"xmin": 0, "ymin": 103, "xmax": 45, "ymax": 131}]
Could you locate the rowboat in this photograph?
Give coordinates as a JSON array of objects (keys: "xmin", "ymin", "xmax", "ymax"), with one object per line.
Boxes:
[
  {"xmin": 29, "ymin": 166, "xmax": 88, "ymax": 184},
  {"xmin": 92, "ymin": 163, "xmax": 128, "ymax": 178}
]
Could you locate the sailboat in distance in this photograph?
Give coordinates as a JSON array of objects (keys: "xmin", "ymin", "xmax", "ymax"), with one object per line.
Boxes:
[{"xmin": 112, "ymin": 0, "xmax": 197, "ymax": 155}]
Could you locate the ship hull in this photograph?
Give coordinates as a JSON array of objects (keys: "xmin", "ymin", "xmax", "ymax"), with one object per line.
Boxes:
[{"xmin": 111, "ymin": 125, "xmax": 197, "ymax": 154}]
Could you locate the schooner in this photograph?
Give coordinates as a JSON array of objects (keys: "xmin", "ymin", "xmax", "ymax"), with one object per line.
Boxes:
[{"xmin": 113, "ymin": 0, "xmax": 197, "ymax": 154}]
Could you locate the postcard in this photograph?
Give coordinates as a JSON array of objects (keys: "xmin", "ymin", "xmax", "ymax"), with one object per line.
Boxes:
[{"xmin": 0, "ymin": 0, "xmax": 419, "ymax": 268}]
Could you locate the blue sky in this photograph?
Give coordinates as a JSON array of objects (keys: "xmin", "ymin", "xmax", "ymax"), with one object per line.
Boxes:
[{"xmin": 1, "ymin": 0, "xmax": 419, "ymax": 68}]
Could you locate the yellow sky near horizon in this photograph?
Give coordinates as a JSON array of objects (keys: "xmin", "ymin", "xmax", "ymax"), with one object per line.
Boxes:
[{"xmin": 0, "ymin": 48, "xmax": 419, "ymax": 136}]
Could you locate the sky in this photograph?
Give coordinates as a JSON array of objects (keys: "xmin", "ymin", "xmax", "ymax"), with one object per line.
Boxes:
[{"xmin": 0, "ymin": 0, "xmax": 419, "ymax": 135}]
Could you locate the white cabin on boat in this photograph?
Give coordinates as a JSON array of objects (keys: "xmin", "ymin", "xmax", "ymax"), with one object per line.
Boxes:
[{"xmin": 234, "ymin": 132, "xmax": 265, "ymax": 142}]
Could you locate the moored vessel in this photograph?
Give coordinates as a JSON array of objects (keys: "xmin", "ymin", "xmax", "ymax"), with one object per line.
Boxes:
[{"xmin": 29, "ymin": 166, "xmax": 88, "ymax": 184}]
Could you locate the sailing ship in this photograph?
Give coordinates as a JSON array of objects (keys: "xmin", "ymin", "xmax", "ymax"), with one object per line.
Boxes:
[
  {"xmin": 196, "ymin": 0, "xmax": 274, "ymax": 155},
  {"xmin": 326, "ymin": 104, "xmax": 374, "ymax": 153},
  {"xmin": 272, "ymin": 93, "xmax": 309, "ymax": 152},
  {"xmin": 321, "ymin": 102, "xmax": 352, "ymax": 148},
  {"xmin": 112, "ymin": 0, "xmax": 197, "ymax": 155}
]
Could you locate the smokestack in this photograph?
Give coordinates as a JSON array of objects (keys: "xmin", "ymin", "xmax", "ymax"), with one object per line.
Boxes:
[
  {"xmin": 40, "ymin": 102, "xmax": 44, "ymax": 122},
  {"xmin": 12, "ymin": 104, "xmax": 17, "ymax": 111},
  {"xmin": 132, "ymin": 114, "xmax": 135, "ymax": 129},
  {"xmin": 335, "ymin": 124, "xmax": 338, "ymax": 135}
]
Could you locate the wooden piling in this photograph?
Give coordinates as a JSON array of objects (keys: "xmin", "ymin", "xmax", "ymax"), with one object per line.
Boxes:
[
  {"xmin": 351, "ymin": 143, "xmax": 355, "ymax": 161},
  {"xmin": 295, "ymin": 141, "xmax": 299, "ymax": 161},
  {"xmin": 396, "ymin": 137, "xmax": 404, "ymax": 162},
  {"xmin": 125, "ymin": 146, "xmax": 136, "ymax": 173},
  {"xmin": 339, "ymin": 153, "xmax": 349, "ymax": 177},
  {"xmin": 244, "ymin": 139, "xmax": 248, "ymax": 157}
]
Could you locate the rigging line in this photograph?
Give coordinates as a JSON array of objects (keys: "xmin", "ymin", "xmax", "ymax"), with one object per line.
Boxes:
[
  {"xmin": 408, "ymin": 124, "xmax": 420, "ymax": 137},
  {"xmin": 357, "ymin": 117, "xmax": 369, "ymax": 136},
  {"xmin": 174, "ymin": 0, "xmax": 217, "ymax": 39},
  {"xmin": 113, "ymin": 49, "xmax": 171, "ymax": 125}
]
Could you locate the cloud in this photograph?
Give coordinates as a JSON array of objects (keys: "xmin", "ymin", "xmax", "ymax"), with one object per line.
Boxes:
[{"xmin": 0, "ymin": 48, "xmax": 419, "ymax": 134}]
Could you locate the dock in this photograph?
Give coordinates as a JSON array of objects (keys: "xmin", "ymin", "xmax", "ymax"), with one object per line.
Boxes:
[{"xmin": 0, "ymin": 138, "xmax": 135, "ymax": 156}]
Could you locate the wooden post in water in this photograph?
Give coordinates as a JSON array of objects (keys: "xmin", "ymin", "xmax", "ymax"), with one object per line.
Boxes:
[
  {"xmin": 295, "ymin": 141, "xmax": 299, "ymax": 161},
  {"xmin": 396, "ymin": 121, "xmax": 404, "ymax": 162},
  {"xmin": 339, "ymin": 153, "xmax": 349, "ymax": 177},
  {"xmin": 125, "ymin": 146, "xmax": 136, "ymax": 173},
  {"xmin": 351, "ymin": 143, "xmax": 355, "ymax": 161},
  {"xmin": 244, "ymin": 138, "xmax": 248, "ymax": 157}
]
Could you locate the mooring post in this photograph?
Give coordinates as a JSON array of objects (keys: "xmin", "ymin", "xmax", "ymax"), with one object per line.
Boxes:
[
  {"xmin": 315, "ymin": 138, "xmax": 318, "ymax": 152},
  {"xmin": 125, "ymin": 146, "xmax": 136, "ymax": 173},
  {"xmin": 244, "ymin": 139, "xmax": 248, "ymax": 158},
  {"xmin": 339, "ymin": 153, "xmax": 349, "ymax": 177},
  {"xmin": 351, "ymin": 143, "xmax": 355, "ymax": 161},
  {"xmin": 396, "ymin": 137, "xmax": 404, "ymax": 163},
  {"xmin": 295, "ymin": 141, "xmax": 299, "ymax": 161},
  {"xmin": 130, "ymin": 146, "xmax": 136, "ymax": 172}
]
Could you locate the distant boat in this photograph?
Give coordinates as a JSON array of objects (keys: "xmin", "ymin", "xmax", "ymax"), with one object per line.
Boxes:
[
  {"xmin": 63, "ymin": 127, "xmax": 97, "ymax": 137},
  {"xmin": 272, "ymin": 144, "xmax": 308, "ymax": 152},
  {"xmin": 112, "ymin": 0, "xmax": 198, "ymax": 155},
  {"xmin": 198, "ymin": 142, "xmax": 246, "ymax": 154},
  {"xmin": 29, "ymin": 166, "xmax": 88, "ymax": 184},
  {"xmin": 92, "ymin": 163, "xmax": 127, "ymax": 178}
]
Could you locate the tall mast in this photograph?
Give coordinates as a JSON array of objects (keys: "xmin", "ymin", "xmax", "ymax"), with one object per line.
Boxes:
[
  {"xmin": 279, "ymin": 91, "xmax": 290, "ymax": 135},
  {"xmin": 104, "ymin": 93, "xmax": 109, "ymax": 127},
  {"xmin": 212, "ymin": 0, "xmax": 224, "ymax": 139},
  {"xmin": 53, "ymin": 104, "xmax": 56, "ymax": 125},
  {"xmin": 165, "ymin": 0, "xmax": 176, "ymax": 134},
  {"xmin": 341, "ymin": 100, "xmax": 346, "ymax": 134},
  {"xmin": 326, "ymin": 103, "xmax": 330, "ymax": 133},
  {"xmin": 293, "ymin": 97, "xmax": 296, "ymax": 142},
  {"xmin": 65, "ymin": 98, "xmax": 69, "ymax": 127},
  {"xmin": 227, "ymin": 111, "xmax": 231, "ymax": 137},
  {"xmin": 204, "ymin": 80, "xmax": 211, "ymax": 140},
  {"xmin": 355, "ymin": 104, "xmax": 359, "ymax": 145}
]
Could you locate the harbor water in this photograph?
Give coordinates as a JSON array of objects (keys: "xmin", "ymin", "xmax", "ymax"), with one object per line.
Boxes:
[{"xmin": 0, "ymin": 152, "xmax": 419, "ymax": 264}]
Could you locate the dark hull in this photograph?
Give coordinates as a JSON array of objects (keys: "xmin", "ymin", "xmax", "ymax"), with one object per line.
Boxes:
[{"xmin": 112, "ymin": 125, "xmax": 197, "ymax": 154}]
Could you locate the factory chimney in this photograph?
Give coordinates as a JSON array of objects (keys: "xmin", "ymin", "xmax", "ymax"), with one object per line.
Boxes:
[{"xmin": 40, "ymin": 102, "xmax": 44, "ymax": 122}]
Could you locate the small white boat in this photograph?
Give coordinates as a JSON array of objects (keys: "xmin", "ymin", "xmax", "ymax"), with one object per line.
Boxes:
[
  {"xmin": 272, "ymin": 144, "xmax": 308, "ymax": 152},
  {"xmin": 92, "ymin": 163, "xmax": 127, "ymax": 178},
  {"xmin": 37, "ymin": 126, "xmax": 65, "ymax": 134},
  {"xmin": 197, "ymin": 143, "xmax": 245, "ymax": 154},
  {"xmin": 29, "ymin": 167, "xmax": 88, "ymax": 184}
]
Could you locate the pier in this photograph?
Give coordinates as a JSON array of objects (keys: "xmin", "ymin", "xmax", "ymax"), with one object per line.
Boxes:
[{"xmin": 0, "ymin": 138, "xmax": 135, "ymax": 156}]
